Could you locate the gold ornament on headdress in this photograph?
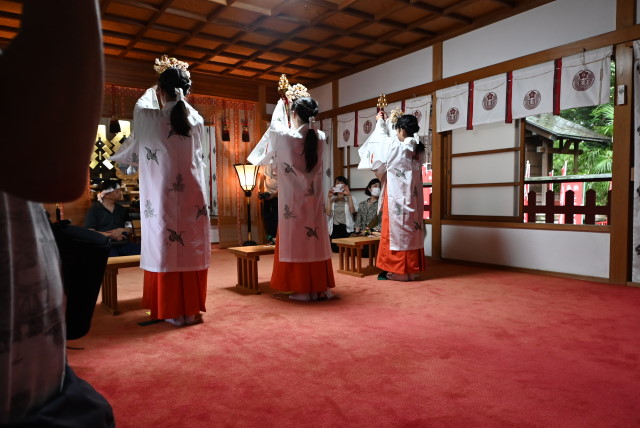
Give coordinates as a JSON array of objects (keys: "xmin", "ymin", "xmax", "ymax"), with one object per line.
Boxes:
[
  {"xmin": 153, "ymin": 55, "xmax": 190, "ymax": 78},
  {"xmin": 389, "ymin": 107, "xmax": 404, "ymax": 125},
  {"xmin": 278, "ymin": 74, "xmax": 290, "ymax": 96},
  {"xmin": 277, "ymin": 74, "xmax": 310, "ymax": 103}
]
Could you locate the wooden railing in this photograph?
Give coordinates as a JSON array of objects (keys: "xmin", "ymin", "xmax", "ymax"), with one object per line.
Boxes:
[
  {"xmin": 524, "ymin": 174, "xmax": 611, "ymax": 225},
  {"xmin": 524, "ymin": 189, "xmax": 611, "ymax": 224}
]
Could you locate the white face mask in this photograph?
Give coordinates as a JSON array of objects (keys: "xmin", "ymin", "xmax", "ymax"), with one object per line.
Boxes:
[{"xmin": 370, "ymin": 187, "xmax": 381, "ymax": 197}]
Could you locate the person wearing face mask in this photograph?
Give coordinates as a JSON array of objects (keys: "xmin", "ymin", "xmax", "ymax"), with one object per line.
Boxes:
[
  {"xmin": 355, "ymin": 178, "xmax": 382, "ymax": 234},
  {"xmin": 326, "ymin": 176, "xmax": 357, "ymax": 252}
]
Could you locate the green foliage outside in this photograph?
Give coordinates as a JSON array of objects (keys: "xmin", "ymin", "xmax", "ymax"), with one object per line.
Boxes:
[{"xmin": 550, "ymin": 64, "xmax": 614, "ymax": 206}]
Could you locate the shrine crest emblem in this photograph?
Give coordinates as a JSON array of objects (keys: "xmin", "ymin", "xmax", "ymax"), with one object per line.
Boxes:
[
  {"xmin": 363, "ymin": 120, "xmax": 373, "ymax": 134},
  {"xmin": 482, "ymin": 92, "xmax": 498, "ymax": 110},
  {"xmin": 413, "ymin": 110, "xmax": 422, "ymax": 122},
  {"xmin": 572, "ymin": 69, "xmax": 595, "ymax": 91},
  {"xmin": 523, "ymin": 90, "xmax": 541, "ymax": 110},
  {"xmin": 342, "ymin": 129, "xmax": 351, "ymax": 142},
  {"xmin": 446, "ymin": 107, "xmax": 459, "ymax": 125}
]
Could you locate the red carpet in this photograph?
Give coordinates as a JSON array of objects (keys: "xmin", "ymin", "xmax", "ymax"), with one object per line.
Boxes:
[{"xmin": 67, "ymin": 247, "xmax": 640, "ymax": 427}]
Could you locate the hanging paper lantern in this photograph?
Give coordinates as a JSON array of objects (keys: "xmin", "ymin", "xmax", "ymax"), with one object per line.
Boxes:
[
  {"xmin": 242, "ymin": 121, "xmax": 250, "ymax": 142},
  {"xmin": 222, "ymin": 121, "xmax": 230, "ymax": 141}
]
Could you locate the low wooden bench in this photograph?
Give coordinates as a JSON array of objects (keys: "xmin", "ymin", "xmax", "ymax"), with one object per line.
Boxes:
[
  {"xmin": 227, "ymin": 245, "xmax": 276, "ymax": 294},
  {"xmin": 102, "ymin": 255, "xmax": 141, "ymax": 315},
  {"xmin": 331, "ymin": 236, "xmax": 381, "ymax": 277}
]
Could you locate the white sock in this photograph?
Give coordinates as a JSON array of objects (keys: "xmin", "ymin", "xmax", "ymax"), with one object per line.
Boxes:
[{"xmin": 288, "ymin": 293, "xmax": 312, "ymax": 301}]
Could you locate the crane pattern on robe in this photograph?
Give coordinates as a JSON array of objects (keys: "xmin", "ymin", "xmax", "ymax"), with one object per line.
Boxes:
[
  {"xmin": 305, "ymin": 226, "xmax": 319, "ymax": 239},
  {"xmin": 195, "ymin": 204, "xmax": 208, "ymax": 220},
  {"xmin": 283, "ymin": 204, "xmax": 296, "ymax": 219},
  {"xmin": 168, "ymin": 173, "xmax": 185, "ymax": 192},
  {"xmin": 394, "ymin": 202, "xmax": 404, "ymax": 217},
  {"xmin": 144, "ymin": 200, "xmax": 156, "ymax": 218},
  {"xmin": 283, "ymin": 162, "xmax": 297, "ymax": 176},
  {"xmin": 393, "ymin": 168, "xmax": 406, "ymax": 179},
  {"xmin": 166, "ymin": 228, "xmax": 185, "ymax": 246},
  {"xmin": 145, "ymin": 147, "xmax": 159, "ymax": 165}
]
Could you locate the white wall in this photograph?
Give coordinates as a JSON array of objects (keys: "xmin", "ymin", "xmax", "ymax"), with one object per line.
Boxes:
[
  {"xmin": 322, "ymin": 0, "xmax": 619, "ymax": 279},
  {"xmin": 443, "ymin": 0, "xmax": 616, "ymax": 78},
  {"xmin": 338, "ymin": 46, "xmax": 433, "ymax": 106},
  {"xmin": 442, "ymin": 225, "xmax": 610, "ymax": 278},
  {"xmin": 313, "ymin": 82, "xmax": 333, "ymax": 113}
]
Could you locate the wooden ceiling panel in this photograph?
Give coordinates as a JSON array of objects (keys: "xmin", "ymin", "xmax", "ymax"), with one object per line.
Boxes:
[
  {"xmin": 173, "ymin": 48, "xmax": 209, "ymax": 60},
  {"xmin": 105, "ymin": 3, "xmax": 156, "ymax": 22},
  {"xmin": 0, "ymin": 0, "xmax": 553, "ymax": 88},
  {"xmin": 223, "ymin": 44, "xmax": 258, "ymax": 57},
  {"xmin": 104, "ymin": 35, "xmax": 131, "ymax": 47},
  {"xmin": 101, "ymin": 19, "xmax": 143, "ymax": 35},
  {"xmin": 155, "ymin": 13, "xmax": 199, "ymax": 30},
  {"xmin": 0, "ymin": 1, "xmax": 20, "ymax": 14},
  {"xmin": 170, "ymin": 0, "xmax": 217, "ymax": 15},
  {"xmin": 186, "ymin": 37, "xmax": 222, "ymax": 50},
  {"xmin": 125, "ymin": 50, "xmax": 157, "ymax": 62},
  {"xmin": 200, "ymin": 22, "xmax": 243, "ymax": 39},
  {"xmin": 144, "ymin": 28, "xmax": 184, "ymax": 43}
]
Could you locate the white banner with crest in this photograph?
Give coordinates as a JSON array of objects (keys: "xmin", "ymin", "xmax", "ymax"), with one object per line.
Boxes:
[
  {"xmin": 436, "ymin": 84, "xmax": 468, "ymax": 132},
  {"xmin": 511, "ymin": 61, "xmax": 555, "ymax": 119},
  {"xmin": 357, "ymin": 107, "xmax": 378, "ymax": 148},
  {"xmin": 560, "ymin": 46, "xmax": 612, "ymax": 110},
  {"xmin": 337, "ymin": 112, "xmax": 355, "ymax": 148},
  {"xmin": 472, "ymin": 74, "xmax": 507, "ymax": 126},
  {"xmin": 404, "ymin": 95, "xmax": 432, "ymax": 136}
]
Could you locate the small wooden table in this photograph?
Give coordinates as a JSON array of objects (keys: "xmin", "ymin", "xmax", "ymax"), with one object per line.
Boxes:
[
  {"xmin": 331, "ymin": 236, "xmax": 381, "ymax": 277},
  {"xmin": 102, "ymin": 255, "xmax": 141, "ymax": 315},
  {"xmin": 227, "ymin": 245, "xmax": 276, "ymax": 294}
]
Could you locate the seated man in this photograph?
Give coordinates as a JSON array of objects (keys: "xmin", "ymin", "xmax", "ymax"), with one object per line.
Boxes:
[{"xmin": 84, "ymin": 180, "xmax": 141, "ymax": 257}]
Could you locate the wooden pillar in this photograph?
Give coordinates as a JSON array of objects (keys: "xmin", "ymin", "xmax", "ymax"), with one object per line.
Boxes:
[
  {"xmin": 430, "ymin": 42, "xmax": 443, "ymax": 260},
  {"xmin": 332, "ymin": 80, "xmax": 343, "ymax": 182},
  {"xmin": 609, "ymin": 0, "xmax": 636, "ymax": 284}
]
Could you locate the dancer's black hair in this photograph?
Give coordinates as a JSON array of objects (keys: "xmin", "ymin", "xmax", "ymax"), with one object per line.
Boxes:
[{"xmin": 158, "ymin": 67, "xmax": 192, "ymax": 137}]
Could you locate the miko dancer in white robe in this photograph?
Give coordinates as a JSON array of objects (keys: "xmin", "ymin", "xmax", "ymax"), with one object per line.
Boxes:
[
  {"xmin": 114, "ymin": 61, "xmax": 210, "ymax": 325},
  {"xmin": 359, "ymin": 112, "xmax": 426, "ymax": 281},
  {"xmin": 249, "ymin": 97, "xmax": 336, "ymax": 301}
]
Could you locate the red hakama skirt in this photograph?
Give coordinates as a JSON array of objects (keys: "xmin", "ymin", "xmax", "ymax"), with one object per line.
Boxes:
[
  {"xmin": 376, "ymin": 189, "xmax": 425, "ymax": 275},
  {"xmin": 142, "ymin": 269, "xmax": 208, "ymax": 320},
  {"xmin": 270, "ymin": 235, "xmax": 335, "ymax": 294}
]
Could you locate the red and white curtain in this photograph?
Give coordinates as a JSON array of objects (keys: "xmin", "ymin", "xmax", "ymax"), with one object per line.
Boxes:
[
  {"xmin": 357, "ymin": 107, "xmax": 377, "ymax": 147},
  {"xmin": 511, "ymin": 61, "xmax": 555, "ymax": 120},
  {"xmin": 404, "ymin": 95, "xmax": 432, "ymax": 136},
  {"xmin": 436, "ymin": 46, "xmax": 613, "ymax": 130},
  {"xmin": 320, "ymin": 118, "xmax": 334, "ymax": 195},
  {"xmin": 472, "ymin": 74, "xmax": 507, "ymax": 126},
  {"xmin": 337, "ymin": 112, "xmax": 355, "ymax": 148},
  {"xmin": 436, "ymin": 84, "xmax": 469, "ymax": 132},
  {"xmin": 559, "ymin": 46, "xmax": 612, "ymax": 111}
]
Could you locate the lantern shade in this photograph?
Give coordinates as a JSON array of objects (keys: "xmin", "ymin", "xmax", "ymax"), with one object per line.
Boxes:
[
  {"xmin": 96, "ymin": 124, "xmax": 107, "ymax": 142},
  {"xmin": 234, "ymin": 164, "xmax": 259, "ymax": 193}
]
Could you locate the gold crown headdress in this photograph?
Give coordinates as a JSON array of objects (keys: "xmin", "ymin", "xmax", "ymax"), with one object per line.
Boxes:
[
  {"xmin": 154, "ymin": 55, "xmax": 191, "ymax": 78},
  {"xmin": 389, "ymin": 107, "xmax": 404, "ymax": 125},
  {"xmin": 278, "ymin": 74, "xmax": 310, "ymax": 103}
]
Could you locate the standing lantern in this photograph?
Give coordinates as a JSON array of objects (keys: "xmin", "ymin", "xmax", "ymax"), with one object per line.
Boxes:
[{"xmin": 234, "ymin": 164, "xmax": 259, "ymax": 246}]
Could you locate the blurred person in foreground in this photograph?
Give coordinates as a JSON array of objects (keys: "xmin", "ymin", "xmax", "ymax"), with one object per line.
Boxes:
[{"xmin": 0, "ymin": 1, "xmax": 114, "ymax": 426}]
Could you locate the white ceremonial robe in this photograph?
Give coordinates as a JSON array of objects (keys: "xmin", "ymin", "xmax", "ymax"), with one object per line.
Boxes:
[
  {"xmin": 113, "ymin": 88, "xmax": 210, "ymax": 272},
  {"xmin": 358, "ymin": 118, "xmax": 425, "ymax": 251},
  {"xmin": 248, "ymin": 99, "xmax": 331, "ymax": 263}
]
